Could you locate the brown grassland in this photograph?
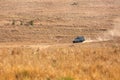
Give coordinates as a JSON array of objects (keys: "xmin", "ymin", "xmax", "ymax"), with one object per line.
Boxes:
[{"xmin": 0, "ymin": 0, "xmax": 120, "ymax": 80}]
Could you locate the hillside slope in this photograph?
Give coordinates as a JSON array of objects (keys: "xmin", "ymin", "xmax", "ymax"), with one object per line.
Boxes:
[{"xmin": 0, "ymin": 0, "xmax": 120, "ymax": 43}]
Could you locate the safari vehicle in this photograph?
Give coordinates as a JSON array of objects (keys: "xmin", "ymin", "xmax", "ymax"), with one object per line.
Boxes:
[{"xmin": 73, "ymin": 36, "xmax": 85, "ymax": 43}]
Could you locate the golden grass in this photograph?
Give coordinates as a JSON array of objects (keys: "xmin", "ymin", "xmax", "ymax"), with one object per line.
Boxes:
[
  {"xmin": 0, "ymin": 42, "xmax": 120, "ymax": 80},
  {"xmin": 0, "ymin": 0, "xmax": 120, "ymax": 80}
]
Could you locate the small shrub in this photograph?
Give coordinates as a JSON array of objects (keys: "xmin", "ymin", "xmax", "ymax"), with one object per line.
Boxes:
[
  {"xmin": 20, "ymin": 21, "xmax": 23, "ymax": 25},
  {"xmin": 12, "ymin": 20, "xmax": 15, "ymax": 25},
  {"xmin": 46, "ymin": 78, "xmax": 51, "ymax": 80},
  {"xmin": 15, "ymin": 70, "xmax": 31, "ymax": 80},
  {"xmin": 28, "ymin": 20, "xmax": 34, "ymax": 26},
  {"xmin": 71, "ymin": 2, "xmax": 78, "ymax": 5},
  {"xmin": 58, "ymin": 77, "xmax": 74, "ymax": 80}
]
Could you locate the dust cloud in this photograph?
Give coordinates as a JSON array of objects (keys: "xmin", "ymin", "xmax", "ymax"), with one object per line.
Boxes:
[
  {"xmin": 85, "ymin": 18, "xmax": 120, "ymax": 43},
  {"xmin": 109, "ymin": 18, "xmax": 120, "ymax": 37}
]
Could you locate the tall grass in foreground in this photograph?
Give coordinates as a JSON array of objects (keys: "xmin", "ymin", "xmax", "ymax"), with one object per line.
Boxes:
[{"xmin": 0, "ymin": 43, "xmax": 120, "ymax": 80}]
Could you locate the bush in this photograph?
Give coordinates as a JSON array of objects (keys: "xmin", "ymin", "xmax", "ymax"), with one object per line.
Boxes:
[
  {"xmin": 28, "ymin": 20, "xmax": 34, "ymax": 26},
  {"xmin": 12, "ymin": 20, "xmax": 15, "ymax": 25},
  {"xmin": 20, "ymin": 21, "xmax": 23, "ymax": 25},
  {"xmin": 71, "ymin": 2, "xmax": 78, "ymax": 5},
  {"xmin": 58, "ymin": 77, "xmax": 74, "ymax": 80},
  {"xmin": 15, "ymin": 70, "xmax": 31, "ymax": 80}
]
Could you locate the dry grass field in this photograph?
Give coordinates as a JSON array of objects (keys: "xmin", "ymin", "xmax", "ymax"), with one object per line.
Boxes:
[
  {"xmin": 0, "ymin": 0, "xmax": 120, "ymax": 80},
  {"xmin": 0, "ymin": 42, "xmax": 120, "ymax": 80}
]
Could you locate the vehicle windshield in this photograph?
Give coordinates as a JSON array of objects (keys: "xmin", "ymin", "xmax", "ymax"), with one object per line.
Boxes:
[{"xmin": 76, "ymin": 37, "xmax": 83, "ymax": 39}]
